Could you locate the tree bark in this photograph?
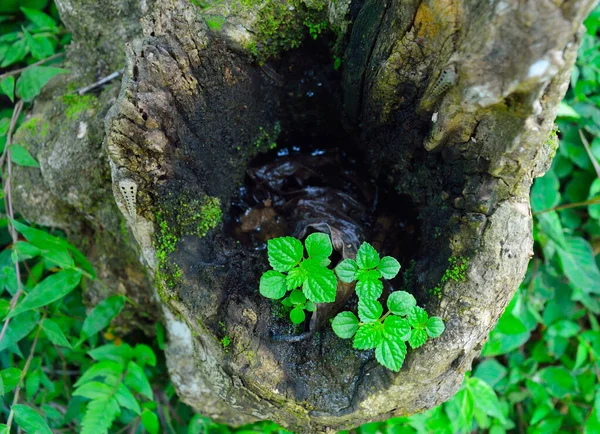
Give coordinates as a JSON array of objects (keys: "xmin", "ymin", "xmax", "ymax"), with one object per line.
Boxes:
[{"xmin": 12, "ymin": 0, "xmax": 595, "ymax": 432}]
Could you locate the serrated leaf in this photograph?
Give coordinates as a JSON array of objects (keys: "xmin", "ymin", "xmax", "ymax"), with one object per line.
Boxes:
[
  {"xmin": 356, "ymin": 242, "xmax": 380, "ymax": 269},
  {"xmin": 407, "ymin": 306, "xmax": 428, "ymax": 327},
  {"xmin": 377, "ymin": 256, "xmax": 401, "ymax": 279},
  {"xmin": 384, "ymin": 316, "xmax": 411, "ymax": 340},
  {"xmin": 80, "ymin": 396, "xmax": 120, "ymax": 434},
  {"xmin": 375, "ymin": 337, "xmax": 407, "ymax": 372},
  {"xmin": 10, "ymin": 144, "xmax": 40, "ymax": 168},
  {"xmin": 285, "ymin": 267, "xmax": 305, "ymax": 290},
  {"xmin": 12, "ymin": 405, "xmax": 52, "ymax": 434},
  {"xmin": 115, "ymin": 383, "xmax": 141, "ymax": 415},
  {"xmin": 332, "ymin": 311, "xmax": 359, "ymax": 338},
  {"xmin": 0, "ymin": 76, "xmax": 14, "ymax": 102},
  {"xmin": 124, "ymin": 361, "xmax": 153, "ymax": 400},
  {"xmin": 409, "ymin": 328, "xmax": 427, "ymax": 349},
  {"xmin": 353, "ymin": 323, "xmax": 383, "ymax": 350},
  {"xmin": 304, "ymin": 232, "xmax": 332, "ymax": 260},
  {"xmin": 289, "ymin": 307, "xmax": 306, "ymax": 324},
  {"xmin": 355, "ymin": 279, "xmax": 383, "ymax": 300},
  {"xmin": 42, "ymin": 319, "xmax": 72, "ymax": 348},
  {"xmin": 74, "ymin": 361, "xmax": 123, "ymax": 387},
  {"xmin": 78, "ymin": 295, "xmax": 125, "ymax": 344},
  {"xmin": 358, "ymin": 298, "xmax": 383, "ymax": 323},
  {"xmin": 335, "ymin": 258, "xmax": 358, "ymax": 283},
  {"xmin": 8, "ymin": 269, "xmax": 82, "ymax": 318},
  {"xmin": 259, "ymin": 270, "xmax": 287, "ymax": 299},
  {"xmin": 267, "ymin": 237, "xmax": 303, "ymax": 272},
  {"xmin": 73, "ymin": 381, "xmax": 114, "ymax": 400},
  {"xmin": 141, "ymin": 409, "xmax": 160, "ymax": 434},
  {"xmin": 387, "ymin": 291, "xmax": 416, "ymax": 316},
  {"xmin": 426, "ymin": 317, "xmax": 445, "ymax": 338},
  {"xmin": 302, "ymin": 266, "xmax": 336, "ymax": 303}
]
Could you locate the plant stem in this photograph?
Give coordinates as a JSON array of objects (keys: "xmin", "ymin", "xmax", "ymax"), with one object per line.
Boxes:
[{"xmin": 0, "ymin": 53, "xmax": 64, "ymax": 81}]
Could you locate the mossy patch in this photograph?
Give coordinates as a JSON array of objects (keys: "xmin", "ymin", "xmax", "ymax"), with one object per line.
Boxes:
[
  {"xmin": 205, "ymin": 14, "xmax": 226, "ymax": 31},
  {"xmin": 253, "ymin": 121, "xmax": 281, "ymax": 151},
  {"xmin": 154, "ymin": 195, "xmax": 223, "ymax": 299},
  {"xmin": 430, "ymin": 256, "xmax": 470, "ymax": 299},
  {"xmin": 16, "ymin": 116, "xmax": 48, "ymax": 139},
  {"xmin": 62, "ymin": 94, "xmax": 98, "ymax": 119}
]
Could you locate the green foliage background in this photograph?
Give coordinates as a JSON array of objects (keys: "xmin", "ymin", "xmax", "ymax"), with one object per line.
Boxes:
[{"xmin": 1, "ymin": 2, "xmax": 600, "ymax": 433}]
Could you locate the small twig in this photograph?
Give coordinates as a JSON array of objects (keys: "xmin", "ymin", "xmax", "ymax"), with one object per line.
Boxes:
[
  {"xmin": 579, "ymin": 129, "xmax": 600, "ymax": 180},
  {"xmin": 0, "ymin": 53, "xmax": 64, "ymax": 82},
  {"xmin": 74, "ymin": 69, "xmax": 123, "ymax": 95},
  {"xmin": 533, "ymin": 195, "xmax": 600, "ymax": 215},
  {"xmin": 6, "ymin": 316, "xmax": 46, "ymax": 431}
]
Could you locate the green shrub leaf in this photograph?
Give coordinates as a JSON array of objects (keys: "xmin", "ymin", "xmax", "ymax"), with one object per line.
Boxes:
[
  {"xmin": 16, "ymin": 66, "xmax": 68, "ymax": 102},
  {"xmin": 335, "ymin": 258, "xmax": 358, "ymax": 283},
  {"xmin": 0, "ymin": 76, "xmax": 14, "ymax": 102},
  {"xmin": 41, "ymin": 319, "xmax": 72, "ymax": 348},
  {"xmin": 289, "ymin": 307, "xmax": 306, "ymax": 324},
  {"xmin": 267, "ymin": 237, "xmax": 303, "ymax": 272},
  {"xmin": 285, "ymin": 267, "xmax": 305, "ymax": 290},
  {"xmin": 124, "ymin": 361, "xmax": 153, "ymax": 400},
  {"xmin": 141, "ymin": 409, "xmax": 160, "ymax": 434},
  {"xmin": 375, "ymin": 337, "xmax": 407, "ymax": 372},
  {"xmin": 383, "ymin": 316, "xmax": 411, "ymax": 340},
  {"xmin": 12, "ymin": 404, "xmax": 52, "ymax": 434},
  {"xmin": 377, "ymin": 256, "xmax": 401, "ymax": 279},
  {"xmin": 305, "ymin": 232, "xmax": 332, "ymax": 260},
  {"xmin": 78, "ymin": 295, "xmax": 126, "ymax": 344},
  {"xmin": 355, "ymin": 278, "xmax": 383, "ymax": 300},
  {"xmin": 358, "ymin": 298, "xmax": 383, "ymax": 323},
  {"xmin": 10, "ymin": 144, "xmax": 39, "ymax": 168},
  {"xmin": 387, "ymin": 291, "xmax": 416, "ymax": 316},
  {"xmin": 332, "ymin": 311, "xmax": 359, "ymax": 338},
  {"xmin": 407, "ymin": 306, "xmax": 428, "ymax": 328},
  {"xmin": 408, "ymin": 328, "xmax": 427, "ymax": 349},
  {"xmin": 302, "ymin": 266, "xmax": 336, "ymax": 303},
  {"xmin": 356, "ymin": 242, "xmax": 380, "ymax": 269},
  {"xmin": 21, "ymin": 7, "xmax": 57, "ymax": 30},
  {"xmin": 114, "ymin": 383, "xmax": 141, "ymax": 415},
  {"xmin": 259, "ymin": 270, "xmax": 287, "ymax": 299},
  {"xmin": 426, "ymin": 317, "xmax": 445, "ymax": 338},
  {"xmin": 353, "ymin": 323, "xmax": 383, "ymax": 350}
]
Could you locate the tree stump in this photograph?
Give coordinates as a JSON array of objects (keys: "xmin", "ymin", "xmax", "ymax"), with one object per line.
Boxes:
[{"xmin": 13, "ymin": 0, "xmax": 595, "ymax": 432}]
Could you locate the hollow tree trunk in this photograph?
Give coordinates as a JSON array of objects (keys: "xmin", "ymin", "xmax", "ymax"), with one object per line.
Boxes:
[{"xmin": 12, "ymin": 0, "xmax": 595, "ymax": 432}]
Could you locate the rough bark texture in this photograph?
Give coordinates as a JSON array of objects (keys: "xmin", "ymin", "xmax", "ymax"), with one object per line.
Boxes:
[{"xmin": 11, "ymin": 0, "xmax": 596, "ymax": 432}]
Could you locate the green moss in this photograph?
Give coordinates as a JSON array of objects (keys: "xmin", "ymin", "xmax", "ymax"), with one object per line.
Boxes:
[
  {"xmin": 221, "ymin": 335, "xmax": 231, "ymax": 349},
  {"xmin": 430, "ymin": 256, "xmax": 470, "ymax": 299},
  {"xmin": 253, "ymin": 121, "xmax": 281, "ymax": 151},
  {"xmin": 16, "ymin": 116, "xmax": 48, "ymax": 139},
  {"xmin": 154, "ymin": 195, "xmax": 222, "ymax": 298},
  {"xmin": 205, "ymin": 14, "xmax": 226, "ymax": 31},
  {"xmin": 62, "ymin": 94, "xmax": 98, "ymax": 119},
  {"xmin": 238, "ymin": 0, "xmax": 328, "ymax": 63}
]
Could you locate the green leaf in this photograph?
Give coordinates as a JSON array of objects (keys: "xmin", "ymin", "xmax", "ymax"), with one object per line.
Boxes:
[
  {"xmin": 115, "ymin": 383, "xmax": 141, "ymax": 415},
  {"xmin": 134, "ymin": 344, "xmax": 157, "ymax": 367},
  {"xmin": 10, "ymin": 219, "xmax": 96, "ymax": 279},
  {"xmin": 537, "ymin": 211, "xmax": 566, "ymax": 247},
  {"xmin": 0, "ymin": 310, "xmax": 39, "ymax": 352},
  {"xmin": 23, "ymin": 27, "xmax": 52, "ymax": 60},
  {"xmin": 74, "ymin": 381, "xmax": 114, "ymax": 400},
  {"xmin": 141, "ymin": 409, "xmax": 160, "ymax": 434},
  {"xmin": 531, "ymin": 170, "xmax": 560, "ymax": 212},
  {"xmin": 305, "ymin": 301, "xmax": 316, "ymax": 312},
  {"xmin": 259, "ymin": 270, "xmax": 287, "ymax": 299},
  {"xmin": 289, "ymin": 289, "xmax": 306, "ymax": 305},
  {"xmin": 473, "ymin": 359, "xmax": 507, "ymax": 388},
  {"xmin": 387, "ymin": 291, "xmax": 416, "ymax": 316},
  {"xmin": 558, "ymin": 237, "xmax": 600, "ymax": 293},
  {"xmin": 375, "ymin": 337, "xmax": 407, "ymax": 371},
  {"xmin": 358, "ymin": 298, "xmax": 383, "ymax": 323},
  {"xmin": 355, "ymin": 278, "xmax": 383, "ymax": 300},
  {"xmin": 335, "ymin": 258, "xmax": 358, "ymax": 283},
  {"xmin": 409, "ymin": 328, "xmax": 427, "ymax": 349},
  {"xmin": 88, "ymin": 343, "xmax": 134, "ymax": 365},
  {"xmin": 267, "ymin": 237, "xmax": 303, "ymax": 272},
  {"xmin": 304, "ymin": 232, "xmax": 332, "ymax": 260},
  {"xmin": 356, "ymin": 242, "xmax": 380, "ymax": 269},
  {"xmin": 8, "ymin": 269, "xmax": 82, "ymax": 318},
  {"xmin": 16, "ymin": 66, "xmax": 69, "ymax": 102},
  {"xmin": 353, "ymin": 323, "xmax": 383, "ymax": 350},
  {"xmin": 21, "ymin": 7, "xmax": 57, "ymax": 30},
  {"xmin": 285, "ymin": 267, "xmax": 305, "ymax": 290},
  {"xmin": 538, "ymin": 366, "xmax": 577, "ymax": 398},
  {"xmin": 467, "ymin": 377, "xmax": 505, "ymax": 423},
  {"xmin": 383, "ymin": 316, "xmax": 411, "ymax": 340},
  {"xmin": 74, "ymin": 361, "xmax": 123, "ymax": 387},
  {"xmin": 80, "ymin": 396, "xmax": 120, "ymax": 434},
  {"xmin": 12, "ymin": 241, "xmax": 41, "ymax": 260},
  {"xmin": 10, "ymin": 144, "xmax": 40, "ymax": 168},
  {"xmin": 78, "ymin": 295, "xmax": 125, "ymax": 344},
  {"xmin": 1, "ymin": 39, "xmax": 28, "ymax": 67},
  {"xmin": 1, "ymin": 368, "xmax": 21, "ymax": 395},
  {"xmin": 426, "ymin": 317, "xmax": 445, "ymax": 338},
  {"xmin": 124, "ymin": 361, "xmax": 153, "ymax": 400},
  {"xmin": 557, "ymin": 101, "xmax": 582, "ymax": 119},
  {"xmin": 41, "ymin": 319, "xmax": 71, "ymax": 348},
  {"xmin": 331, "ymin": 311, "xmax": 359, "ymax": 338},
  {"xmin": 377, "ymin": 256, "xmax": 401, "ymax": 279},
  {"xmin": 289, "ymin": 307, "xmax": 305, "ymax": 324},
  {"xmin": 40, "ymin": 246, "xmax": 74, "ymax": 269},
  {"xmin": 12, "ymin": 405, "xmax": 52, "ymax": 434},
  {"xmin": 302, "ymin": 265, "xmax": 337, "ymax": 303},
  {"xmin": 0, "ymin": 76, "xmax": 14, "ymax": 102},
  {"xmin": 407, "ymin": 306, "xmax": 428, "ymax": 327},
  {"xmin": 445, "ymin": 387, "xmax": 474, "ymax": 433}
]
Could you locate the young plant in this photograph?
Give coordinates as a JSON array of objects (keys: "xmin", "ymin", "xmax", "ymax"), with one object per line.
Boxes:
[
  {"xmin": 281, "ymin": 289, "xmax": 316, "ymax": 324},
  {"xmin": 259, "ymin": 233, "xmax": 337, "ymax": 304}
]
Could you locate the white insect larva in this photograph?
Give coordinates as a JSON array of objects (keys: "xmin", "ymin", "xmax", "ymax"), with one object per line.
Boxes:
[
  {"xmin": 118, "ymin": 179, "xmax": 138, "ymax": 218},
  {"xmin": 431, "ymin": 65, "xmax": 457, "ymax": 97}
]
